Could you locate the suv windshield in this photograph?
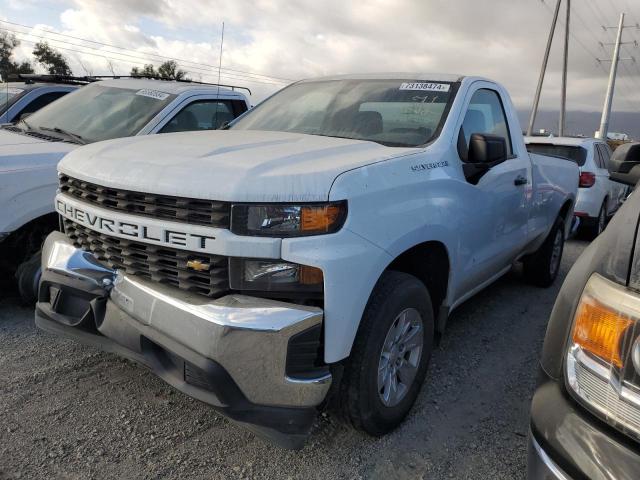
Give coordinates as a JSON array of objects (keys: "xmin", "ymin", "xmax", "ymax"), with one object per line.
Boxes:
[
  {"xmin": 19, "ymin": 83, "xmax": 176, "ymax": 143},
  {"xmin": 231, "ymin": 79, "xmax": 456, "ymax": 147},
  {"xmin": 526, "ymin": 143, "xmax": 588, "ymax": 166}
]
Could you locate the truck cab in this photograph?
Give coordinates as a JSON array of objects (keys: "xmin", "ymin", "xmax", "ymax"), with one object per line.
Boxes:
[
  {"xmin": 0, "ymin": 77, "xmax": 78, "ymax": 124},
  {"xmin": 36, "ymin": 73, "xmax": 578, "ymax": 448},
  {"xmin": 0, "ymin": 77, "xmax": 250, "ymax": 300}
]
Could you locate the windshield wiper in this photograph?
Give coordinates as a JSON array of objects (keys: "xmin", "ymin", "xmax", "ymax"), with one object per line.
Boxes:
[
  {"xmin": 40, "ymin": 126, "xmax": 87, "ymax": 145},
  {"xmin": 18, "ymin": 118, "xmax": 33, "ymax": 131}
]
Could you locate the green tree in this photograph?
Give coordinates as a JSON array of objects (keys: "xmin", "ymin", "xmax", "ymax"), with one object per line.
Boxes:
[
  {"xmin": 32, "ymin": 41, "xmax": 72, "ymax": 76},
  {"xmin": 0, "ymin": 32, "xmax": 34, "ymax": 80},
  {"xmin": 131, "ymin": 63, "xmax": 157, "ymax": 77},
  {"xmin": 157, "ymin": 60, "xmax": 187, "ymax": 80},
  {"xmin": 131, "ymin": 60, "xmax": 188, "ymax": 80}
]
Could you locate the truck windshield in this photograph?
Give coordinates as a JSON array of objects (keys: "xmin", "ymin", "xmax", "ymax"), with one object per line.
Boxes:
[
  {"xmin": 0, "ymin": 85, "xmax": 25, "ymax": 113},
  {"xmin": 526, "ymin": 143, "xmax": 587, "ymax": 166},
  {"xmin": 231, "ymin": 79, "xmax": 456, "ymax": 147},
  {"xmin": 18, "ymin": 83, "xmax": 176, "ymax": 143}
]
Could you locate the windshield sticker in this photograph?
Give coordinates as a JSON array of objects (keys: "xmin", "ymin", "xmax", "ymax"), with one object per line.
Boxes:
[
  {"xmin": 6, "ymin": 87, "xmax": 24, "ymax": 95},
  {"xmin": 400, "ymin": 82, "xmax": 450, "ymax": 92},
  {"xmin": 136, "ymin": 89, "xmax": 170, "ymax": 100}
]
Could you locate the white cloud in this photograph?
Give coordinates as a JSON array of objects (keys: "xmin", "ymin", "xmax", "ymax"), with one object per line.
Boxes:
[{"xmin": 5, "ymin": 0, "xmax": 640, "ymax": 114}]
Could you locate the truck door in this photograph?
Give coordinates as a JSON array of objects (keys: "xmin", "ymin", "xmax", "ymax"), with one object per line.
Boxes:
[{"xmin": 455, "ymin": 86, "xmax": 531, "ymax": 292}]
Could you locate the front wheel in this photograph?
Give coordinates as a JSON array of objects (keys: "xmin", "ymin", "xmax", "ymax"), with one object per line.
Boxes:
[
  {"xmin": 339, "ymin": 271, "xmax": 434, "ymax": 436},
  {"xmin": 16, "ymin": 251, "xmax": 42, "ymax": 305},
  {"xmin": 523, "ymin": 217, "xmax": 565, "ymax": 287}
]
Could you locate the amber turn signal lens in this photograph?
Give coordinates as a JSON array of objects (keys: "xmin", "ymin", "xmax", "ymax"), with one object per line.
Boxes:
[
  {"xmin": 301, "ymin": 205, "xmax": 344, "ymax": 233},
  {"xmin": 299, "ymin": 265, "xmax": 323, "ymax": 285},
  {"xmin": 572, "ymin": 297, "xmax": 633, "ymax": 368}
]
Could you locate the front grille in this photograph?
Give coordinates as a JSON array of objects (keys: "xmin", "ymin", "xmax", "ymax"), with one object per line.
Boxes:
[
  {"xmin": 59, "ymin": 175, "xmax": 231, "ymax": 228},
  {"xmin": 63, "ymin": 219, "xmax": 229, "ymax": 298}
]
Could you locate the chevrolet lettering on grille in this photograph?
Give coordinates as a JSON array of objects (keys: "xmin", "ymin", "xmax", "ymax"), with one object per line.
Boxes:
[{"xmin": 56, "ymin": 197, "xmax": 216, "ymax": 251}]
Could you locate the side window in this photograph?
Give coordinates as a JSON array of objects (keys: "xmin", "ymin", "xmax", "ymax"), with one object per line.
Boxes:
[
  {"xmin": 594, "ymin": 145, "xmax": 606, "ymax": 169},
  {"xmin": 460, "ymin": 89, "xmax": 513, "ymax": 157},
  {"xmin": 17, "ymin": 91, "xmax": 67, "ymax": 120},
  {"xmin": 598, "ymin": 143, "xmax": 612, "ymax": 169},
  {"xmin": 159, "ymin": 100, "xmax": 236, "ymax": 134}
]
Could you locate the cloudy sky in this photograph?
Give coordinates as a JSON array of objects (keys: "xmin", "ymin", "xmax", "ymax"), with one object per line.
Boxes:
[{"xmin": 2, "ymin": 0, "xmax": 640, "ymax": 128}]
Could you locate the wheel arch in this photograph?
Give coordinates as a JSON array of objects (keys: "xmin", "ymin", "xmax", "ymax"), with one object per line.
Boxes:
[
  {"xmin": 382, "ymin": 240, "xmax": 451, "ymax": 333},
  {"xmin": 558, "ymin": 198, "xmax": 574, "ymax": 236},
  {"xmin": 0, "ymin": 212, "xmax": 59, "ymax": 271}
]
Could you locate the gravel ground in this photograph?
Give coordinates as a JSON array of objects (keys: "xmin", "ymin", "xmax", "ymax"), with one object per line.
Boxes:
[{"xmin": 0, "ymin": 240, "xmax": 587, "ymax": 480}]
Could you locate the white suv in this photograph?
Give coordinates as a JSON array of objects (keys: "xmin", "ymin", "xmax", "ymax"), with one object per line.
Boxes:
[{"xmin": 525, "ymin": 136, "xmax": 627, "ymax": 238}]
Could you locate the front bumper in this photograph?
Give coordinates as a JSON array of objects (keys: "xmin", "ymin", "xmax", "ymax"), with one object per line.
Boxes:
[
  {"xmin": 528, "ymin": 431, "xmax": 572, "ymax": 480},
  {"xmin": 36, "ymin": 232, "xmax": 332, "ymax": 449},
  {"xmin": 529, "ymin": 373, "xmax": 640, "ymax": 479}
]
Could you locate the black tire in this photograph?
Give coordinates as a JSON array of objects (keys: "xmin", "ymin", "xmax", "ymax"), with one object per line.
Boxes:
[
  {"xmin": 339, "ymin": 271, "xmax": 434, "ymax": 436},
  {"xmin": 523, "ymin": 216, "xmax": 565, "ymax": 287},
  {"xmin": 585, "ymin": 201, "xmax": 607, "ymax": 240},
  {"xmin": 16, "ymin": 251, "xmax": 42, "ymax": 305}
]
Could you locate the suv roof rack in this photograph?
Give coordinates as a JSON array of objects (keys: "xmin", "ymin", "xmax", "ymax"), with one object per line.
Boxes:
[
  {"xmin": 9, "ymin": 73, "xmax": 98, "ymax": 85},
  {"xmin": 7, "ymin": 74, "xmax": 252, "ymax": 95},
  {"xmin": 90, "ymin": 75, "xmax": 252, "ymax": 95}
]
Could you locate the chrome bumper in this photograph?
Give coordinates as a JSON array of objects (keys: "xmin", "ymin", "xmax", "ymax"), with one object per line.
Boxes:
[
  {"xmin": 528, "ymin": 431, "xmax": 572, "ymax": 480},
  {"xmin": 37, "ymin": 232, "xmax": 331, "ymax": 444}
]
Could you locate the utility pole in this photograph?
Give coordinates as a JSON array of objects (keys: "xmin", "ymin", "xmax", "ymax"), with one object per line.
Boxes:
[
  {"xmin": 596, "ymin": 13, "xmax": 638, "ymax": 140},
  {"xmin": 527, "ymin": 0, "xmax": 562, "ymax": 136},
  {"xmin": 559, "ymin": 0, "xmax": 570, "ymax": 136}
]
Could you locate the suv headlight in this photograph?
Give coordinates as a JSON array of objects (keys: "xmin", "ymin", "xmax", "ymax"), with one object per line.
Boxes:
[
  {"xmin": 565, "ymin": 273, "xmax": 640, "ymax": 440},
  {"xmin": 230, "ymin": 202, "xmax": 347, "ymax": 237}
]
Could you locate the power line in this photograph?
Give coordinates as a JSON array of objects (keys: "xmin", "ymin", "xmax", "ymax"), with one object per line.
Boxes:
[
  {"xmin": 1, "ymin": 26, "xmax": 288, "ymax": 86},
  {"xmin": 3, "ymin": 29, "xmax": 289, "ymax": 87},
  {"xmin": 8, "ymin": 35, "xmax": 286, "ymax": 88},
  {"xmin": 0, "ymin": 19, "xmax": 294, "ymax": 83}
]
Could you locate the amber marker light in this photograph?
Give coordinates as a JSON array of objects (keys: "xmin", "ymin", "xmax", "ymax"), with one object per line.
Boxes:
[{"xmin": 572, "ymin": 295, "xmax": 633, "ymax": 368}]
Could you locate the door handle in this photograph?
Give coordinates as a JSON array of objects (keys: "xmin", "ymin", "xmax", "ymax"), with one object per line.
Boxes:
[{"xmin": 514, "ymin": 175, "xmax": 527, "ymax": 186}]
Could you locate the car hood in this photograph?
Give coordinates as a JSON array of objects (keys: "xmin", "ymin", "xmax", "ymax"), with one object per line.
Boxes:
[
  {"xmin": 58, "ymin": 130, "xmax": 418, "ymax": 202},
  {"xmin": 0, "ymin": 129, "xmax": 78, "ymax": 174}
]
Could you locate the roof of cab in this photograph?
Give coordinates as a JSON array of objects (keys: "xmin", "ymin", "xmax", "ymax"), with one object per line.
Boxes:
[
  {"xmin": 2, "ymin": 81, "xmax": 77, "ymax": 91},
  {"xmin": 95, "ymin": 78, "xmax": 248, "ymax": 97},
  {"xmin": 524, "ymin": 136, "xmax": 602, "ymax": 147},
  {"xmin": 297, "ymin": 72, "xmax": 465, "ymax": 83}
]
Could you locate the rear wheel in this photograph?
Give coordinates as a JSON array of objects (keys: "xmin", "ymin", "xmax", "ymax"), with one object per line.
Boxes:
[
  {"xmin": 523, "ymin": 217, "xmax": 565, "ymax": 287},
  {"xmin": 339, "ymin": 271, "xmax": 434, "ymax": 436},
  {"xmin": 594, "ymin": 202, "xmax": 607, "ymax": 238},
  {"xmin": 581, "ymin": 201, "xmax": 607, "ymax": 240}
]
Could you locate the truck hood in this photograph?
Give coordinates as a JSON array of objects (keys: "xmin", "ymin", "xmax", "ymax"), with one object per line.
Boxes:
[
  {"xmin": 0, "ymin": 129, "xmax": 77, "ymax": 174},
  {"xmin": 58, "ymin": 130, "xmax": 418, "ymax": 202}
]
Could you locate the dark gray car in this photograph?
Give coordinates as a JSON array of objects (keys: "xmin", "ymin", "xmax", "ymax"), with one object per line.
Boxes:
[{"xmin": 528, "ymin": 142, "xmax": 640, "ymax": 479}]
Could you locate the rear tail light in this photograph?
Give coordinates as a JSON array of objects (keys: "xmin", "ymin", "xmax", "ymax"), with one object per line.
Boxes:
[{"xmin": 579, "ymin": 171, "xmax": 596, "ymax": 188}]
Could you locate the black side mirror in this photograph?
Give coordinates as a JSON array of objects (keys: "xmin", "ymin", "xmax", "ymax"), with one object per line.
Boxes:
[
  {"xmin": 608, "ymin": 142, "xmax": 640, "ymax": 186},
  {"xmin": 468, "ymin": 133, "xmax": 507, "ymax": 164},
  {"xmin": 463, "ymin": 133, "xmax": 507, "ymax": 184}
]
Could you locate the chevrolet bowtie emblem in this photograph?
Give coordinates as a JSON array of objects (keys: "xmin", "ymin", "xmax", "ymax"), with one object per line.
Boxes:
[{"xmin": 186, "ymin": 259, "xmax": 210, "ymax": 272}]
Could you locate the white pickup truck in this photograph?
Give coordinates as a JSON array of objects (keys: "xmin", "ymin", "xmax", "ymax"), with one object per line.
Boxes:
[
  {"xmin": 36, "ymin": 73, "xmax": 578, "ymax": 449},
  {"xmin": 0, "ymin": 77, "xmax": 250, "ymax": 300}
]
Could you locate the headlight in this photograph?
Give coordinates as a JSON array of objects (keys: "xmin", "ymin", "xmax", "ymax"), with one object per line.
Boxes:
[
  {"xmin": 565, "ymin": 273, "xmax": 640, "ymax": 441},
  {"xmin": 230, "ymin": 202, "xmax": 347, "ymax": 237},
  {"xmin": 229, "ymin": 258, "xmax": 323, "ymax": 293}
]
